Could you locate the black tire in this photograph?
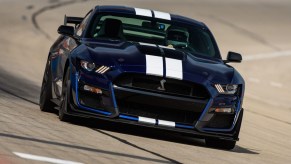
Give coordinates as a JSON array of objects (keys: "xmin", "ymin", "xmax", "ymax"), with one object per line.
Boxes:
[
  {"xmin": 59, "ymin": 69, "xmax": 73, "ymax": 122},
  {"xmin": 39, "ymin": 59, "xmax": 55, "ymax": 112},
  {"xmin": 233, "ymin": 109, "xmax": 244, "ymax": 139},
  {"xmin": 205, "ymin": 109, "xmax": 244, "ymax": 150}
]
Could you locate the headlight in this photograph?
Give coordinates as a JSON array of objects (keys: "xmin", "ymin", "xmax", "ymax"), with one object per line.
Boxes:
[
  {"xmin": 214, "ymin": 84, "xmax": 238, "ymax": 94},
  {"xmin": 80, "ymin": 60, "xmax": 110, "ymax": 74},
  {"xmin": 80, "ymin": 60, "xmax": 95, "ymax": 71}
]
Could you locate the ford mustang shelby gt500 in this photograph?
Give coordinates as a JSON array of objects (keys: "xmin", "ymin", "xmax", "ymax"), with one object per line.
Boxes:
[{"xmin": 40, "ymin": 5, "xmax": 244, "ymax": 150}]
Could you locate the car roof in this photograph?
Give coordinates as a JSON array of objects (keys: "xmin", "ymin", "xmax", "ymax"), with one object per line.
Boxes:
[{"xmin": 94, "ymin": 5, "xmax": 207, "ymax": 29}]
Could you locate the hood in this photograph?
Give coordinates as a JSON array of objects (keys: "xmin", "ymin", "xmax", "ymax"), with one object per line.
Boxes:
[{"xmin": 79, "ymin": 39, "xmax": 234, "ymax": 84}]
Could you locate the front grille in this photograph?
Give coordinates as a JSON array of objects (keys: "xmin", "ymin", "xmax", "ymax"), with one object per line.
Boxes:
[
  {"xmin": 205, "ymin": 114, "xmax": 235, "ymax": 129},
  {"xmin": 118, "ymin": 101, "xmax": 200, "ymax": 124},
  {"xmin": 114, "ymin": 73, "xmax": 209, "ymax": 99},
  {"xmin": 114, "ymin": 86, "xmax": 208, "ymax": 125}
]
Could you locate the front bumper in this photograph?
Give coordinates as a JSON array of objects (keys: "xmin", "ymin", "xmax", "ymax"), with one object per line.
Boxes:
[{"xmin": 69, "ymin": 72, "xmax": 243, "ymax": 141}]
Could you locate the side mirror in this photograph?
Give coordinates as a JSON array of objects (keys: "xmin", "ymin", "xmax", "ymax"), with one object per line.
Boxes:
[
  {"xmin": 57, "ymin": 25, "xmax": 74, "ymax": 36},
  {"xmin": 225, "ymin": 51, "xmax": 242, "ymax": 63}
]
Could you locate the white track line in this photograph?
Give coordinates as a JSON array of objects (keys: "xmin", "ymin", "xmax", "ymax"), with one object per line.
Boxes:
[
  {"xmin": 248, "ymin": 78, "xmax": 260, "ymax": 83},
  {"xmin": 270, "ymin": 81, "xmax": 283, "ymax": 88},
  {"xmin": 248, "ymin": 78, "xmax": 284, "ymax": 88},
  {"xmin": 244, "ymin": 50, "xmax": 291, "ymax": 61},
  {"xmin": 13, "ymin": 152, "xmax": 83, "ymax": 164},
  {"xmin": 245, "ymin": 93, "xmax": 281, "ymax": 107}
]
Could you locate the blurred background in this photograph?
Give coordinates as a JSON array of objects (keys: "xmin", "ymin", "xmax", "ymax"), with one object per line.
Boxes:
[{"xmin": 0, "ymin": 0, "xmax": 290, "ymax": 163}]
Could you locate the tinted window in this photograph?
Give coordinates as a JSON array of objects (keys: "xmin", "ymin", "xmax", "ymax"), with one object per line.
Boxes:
[
  {"xmin": 167, "ymin": 31, "xmax": 188, "ymax": 42},
  {"xmin": 87, "ymin": 14, "xmax": 219, "ymax": 58}
]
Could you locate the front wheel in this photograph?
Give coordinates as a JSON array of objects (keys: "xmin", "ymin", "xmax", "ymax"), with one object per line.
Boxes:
[
  {"xmin": 59, "ymin": 69, "xmax": 73, "ymax": 122},
  {"xmin": 39, "ymin": 59, "xmax": 54, "ymax": 112}
]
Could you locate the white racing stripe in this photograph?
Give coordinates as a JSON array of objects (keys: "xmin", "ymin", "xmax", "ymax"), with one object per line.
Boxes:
[
  {"xmin": 165, "ymin": 58, "xmax": 183, "ymax": 79},
  {"xmin": 134, "ymin": 8, "xmax": 152, "ymax": 17},
  {"xmin": 13, "ymin": 152, "xmax": 83, "ymax": 164},
  {"xmin": 153, "ymin": 10, "xmax": 171, "ymax": 20},
  {"xmin": 138, "ymin": 116, "xmax": 156, "ymax": 124},
  {"xmin": 158, "ymin": 120, "xmax": 175, "ymax": 127},
  {"xmin": 146, "ymin": 55, "xmax": 163, "ymax": 76}
]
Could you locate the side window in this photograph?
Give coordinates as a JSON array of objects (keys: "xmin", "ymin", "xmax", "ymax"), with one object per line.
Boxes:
[{"xmin": 75, "ymin": 12, "xmax": 92, "ymax": 37}]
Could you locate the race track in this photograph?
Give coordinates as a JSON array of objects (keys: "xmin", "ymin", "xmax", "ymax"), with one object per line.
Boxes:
[{"xmin": 0, "ymin": 0, "xmax": 291, "ymax": 163}]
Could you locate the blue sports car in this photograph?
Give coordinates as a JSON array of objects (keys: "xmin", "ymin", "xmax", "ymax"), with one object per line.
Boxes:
[{"xmin": 40, "ymin": 5, "xmax": 244, "ymax": 150}]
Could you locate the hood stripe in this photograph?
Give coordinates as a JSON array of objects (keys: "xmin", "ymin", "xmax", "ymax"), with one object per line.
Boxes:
[
  {"xmin": 145, "ymin": 54, "xmax": 183, "ymax": 79},
  {"xmin": 145, "ymin": 54, "xmax": 164, "ymax": 76},
  {"xmin": 165, "ymin": 58, "xmax": 183, "ymax": 79},
  {"xmin": 134, "ymin": 8, "xmax": 152, "ymax": 17},
  {"xmin": 134, "ymin": 7, "xmax": 171, "ymax": 20},
  {"xmin": 153, "ymin": 10, "xmax": 171, "ymax": 20}
]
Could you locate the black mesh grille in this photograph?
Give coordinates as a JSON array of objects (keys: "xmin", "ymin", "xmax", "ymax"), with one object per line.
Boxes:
[
  {"xmin": 118, "ymin": 101, "xmax": 200, "ymax": 124},
  {"xmin": 114, "ymin": 86, "xmax": 208, "ymax": 124},
  {"xmin": 114, "ymin": 73, "xmax": 209, "ymax": 99}
]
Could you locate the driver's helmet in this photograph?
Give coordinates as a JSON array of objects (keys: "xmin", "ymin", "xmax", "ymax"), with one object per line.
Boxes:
[{"xmin": 165, "ymin": 26, "xmax": 189, "ymax": 48}]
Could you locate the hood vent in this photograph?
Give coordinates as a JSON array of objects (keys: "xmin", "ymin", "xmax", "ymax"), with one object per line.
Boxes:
[
  {"xmin": 137, "ymin": 45, "xmax": 161, "ymax": 56},
  {"xmin": 163, "ymin": 48, "xmax": 185, "ymax": 60}
]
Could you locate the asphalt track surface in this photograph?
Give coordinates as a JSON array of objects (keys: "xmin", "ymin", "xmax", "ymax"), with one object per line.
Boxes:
[{"xmin": 0, "ymin": 0, "xmax": 291, "ymax": 163}]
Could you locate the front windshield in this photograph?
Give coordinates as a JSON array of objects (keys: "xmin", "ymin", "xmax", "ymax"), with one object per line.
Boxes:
[{"xmin": 87, "ymin": 14, "xmax": 219, "ymax": 58}]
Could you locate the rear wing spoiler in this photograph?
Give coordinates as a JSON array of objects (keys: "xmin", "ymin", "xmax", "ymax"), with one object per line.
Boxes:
[{"xmin": 64, "ymin": 15, "xmax": 83, "ymax": 26}]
